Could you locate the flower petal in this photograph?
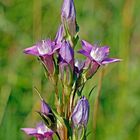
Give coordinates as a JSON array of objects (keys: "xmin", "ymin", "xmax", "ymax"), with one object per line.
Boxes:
[
  {"xmin": 59, "ymin": 41, "xmax": 74, "ymax": 63},
  {"xmin": 81, "ymin": 40, "xmax": 93, "ymax": 52},
  {"xmin": 41, "ymin": 100, "xmax": 51, "ymax": 115},
  {"xmin": 23, "ymin": 45, "xmax": 39, "ymax": 56},
  {"xmin": 21, "ymin": 128, "xmax": 37, "ymax": 135},
  {"xmin": 102, "ymin": 58, "xmax": 121, "ymax": 64},
  {"xmin": 78, "ymin": 49, "xmax": 91, "ymax": 59},
  {"xmin": 55, "ymin": 25, "xmax": 64, "ymax": 44}
]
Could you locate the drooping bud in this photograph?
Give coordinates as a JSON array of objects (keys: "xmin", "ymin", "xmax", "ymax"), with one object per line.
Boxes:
[
  {"xmin": 71, "ymin": 96, "xmax": 89, "ymax": 127},
  {"xmin": 39, "ymin": 100, "xmax": 57, "ymax": 132}
]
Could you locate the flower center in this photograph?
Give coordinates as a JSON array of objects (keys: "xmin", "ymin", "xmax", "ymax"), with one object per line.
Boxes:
[
  {"xmin": 38, "ymin": 40, "xmax": 52, "ymax": 55},
  {"xmin": 90, "ymin": 48, "xmax": 104, "ymax": 62}
]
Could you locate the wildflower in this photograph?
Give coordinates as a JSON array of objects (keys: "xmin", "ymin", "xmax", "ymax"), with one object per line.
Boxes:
[
  {"xmin": 72, "ymin": 96, "xmax": 89, "ymax": 127},
  {"xmin": 24, "ymin": 39, "xmax": 60, "ymax": 75},
  {"xmin": 61, "ymin": 0, "xmax": 77, "ymax": 36},
  {"xmin": 21, "ymin": 122, "xmax": 54, "ymax": 140},
  {"xmin": 78, "ymin": 40, "xmax": 121, "ymax": 79},
  {"xmin": 79, "ymin": 40, "xmax": 120, "ymax": 65}
]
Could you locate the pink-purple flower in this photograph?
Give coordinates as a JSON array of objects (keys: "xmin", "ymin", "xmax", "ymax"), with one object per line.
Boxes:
[
  {"xmin": 21, "ymin": 122, "xmax": 54, "ymax": 140},
  {"xmin": 78, "ymin": 40, "xmax": 121, "ymax": 79},
  {"xmin": 79, "ymin": 40, "xmax": 121, "ymax": 65},
  {"xmin": 24, "ymin": 39, "xmax": 59, "ymax": 56},
  {"xmin": 24, "ymin": 39, "xmax": 61, "ymax": 75}
]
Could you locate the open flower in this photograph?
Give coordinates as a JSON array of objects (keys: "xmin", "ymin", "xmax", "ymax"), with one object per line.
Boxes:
[
  {"xmin": 21, "ymin": 122, "xmax": 54, "ymax": 140},
  {"xmin": 24, "ymin": 39, "xmax": 59, "ymax": 56},
  {"xmin": 24, "ymin": 39, "xmax": 61, "ymax": 75},
  {"xmin": 72, "ymin": 96, "xmax": 89, "ymax": 127},
  {"xmin": 61, "ymin": 0, "xmax": 77, "ymax": 36},
  {"xmin": 78, "ymin": 40, "xmax": 121, "ymax": 79},
  {"xmin": 79, "ymin": 40, "xmax": 120, "ymax": 65}
]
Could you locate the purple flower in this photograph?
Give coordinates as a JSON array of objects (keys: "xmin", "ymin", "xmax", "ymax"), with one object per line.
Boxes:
[
  {"xmin": 24, "ymin": 39, "xmax": 59, "ymax": 56},
  {"xmin": 78, "ymin": 40, "xmax": 121, "ymax": 79},
  {"xmin": 24, "ymin": 39, "xmax": 61, "ymax": 75},
  {"xmin": 21, "ymin": 122, "xmax": 54, "ymax": 140},
  {"xmin": 79, "ymin": 40, "xmax": 121, "ymax": 65},
  {"xmin": 61, "ymin": 0, "xmax": 77, "ymax": 36},
  {"xmin": 72, "ymin": 96, "xmax": 89, "ymax": 127}
]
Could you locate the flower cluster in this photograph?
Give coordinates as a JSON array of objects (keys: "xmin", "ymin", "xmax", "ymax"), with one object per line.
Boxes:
[{"xmin": 22, "ymin": 0, "xmax": 120, "ymax": 140}]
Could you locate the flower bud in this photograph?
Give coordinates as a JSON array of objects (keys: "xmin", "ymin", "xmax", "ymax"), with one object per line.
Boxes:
[
  {"xmin": 59, "ymin": 41, "xmax": 74, "ymax": 87},
  {"xmin": 61, "ymin": 0, "xmax": 77, "ymax": 36},
  {"xmin": 72, "ymin": 96, "xmax": 89, "ymax": 127}
]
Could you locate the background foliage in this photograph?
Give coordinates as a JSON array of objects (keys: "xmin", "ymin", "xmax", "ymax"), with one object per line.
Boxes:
[{"xmin": 0, "ymin": 0, "xmax": 140, "ymax": 140}]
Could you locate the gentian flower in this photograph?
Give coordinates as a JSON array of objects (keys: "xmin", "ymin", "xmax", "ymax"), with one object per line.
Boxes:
[
  {"xmin": 24, "ymin": 39, "xmax": 61, "ymax": 75},
  {"xmin": 21, "ymin": 122, "xmax": 54, "ymax": 140},
  {"xmin": 78, "ymin": 40, "xmax": 121, "ymax": 79},
  {"xmin": 72, "ymin": 96, "xmax": 89, "ymax": 127},
  {"xmin": 61, "ymin": 0, "xmax": 77, "ymax": 36},
  {"xmin": 79, "ymin": 40, "xmax": 120, "ymax": 65}
]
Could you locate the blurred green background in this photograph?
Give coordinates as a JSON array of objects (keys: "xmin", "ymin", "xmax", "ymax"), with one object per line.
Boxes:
[{"xmin": 0, "ymin": 0, "xmax": 140, "ymax": 140}]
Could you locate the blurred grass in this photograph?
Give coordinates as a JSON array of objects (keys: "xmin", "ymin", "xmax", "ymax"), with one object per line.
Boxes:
[{"xmin": 0, "ymin": 0, "xmax": 140, "ymax": 140}]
